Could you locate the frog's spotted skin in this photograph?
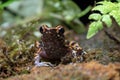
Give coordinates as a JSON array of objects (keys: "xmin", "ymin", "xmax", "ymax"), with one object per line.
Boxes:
[{"xmin": 34, "ymin": 25, "xmax": 86, "ymax": 66}]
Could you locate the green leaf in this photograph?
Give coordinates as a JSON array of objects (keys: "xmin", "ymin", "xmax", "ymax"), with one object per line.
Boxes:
[
  {"xmin": 89, "ymin": 13, "xmax": 101, "ymax": 20},
  {"xmin": 102, "ymin": 15, "xmax": 112, "ymax": 27},
  {"xmin": 92, "ymin": 1, "xmax": 116, "ymax": 14},
  {"xmin": 110, "ymin": 10, "xmax": 120, "ymax": 26},
  {"xmin": 0, "ymin": 0, "xmax": 16, "ymax": 9},
  {"xmin": 87, "ymin": 21, "xmax": 103, "ymax": 39},
  {"xmin": 92, "ymin": 5, "xmax": 107, "ymax": 14},
  {"xmin": 87, "ymin": 1, "xmax": 120, "ymax": 39}
]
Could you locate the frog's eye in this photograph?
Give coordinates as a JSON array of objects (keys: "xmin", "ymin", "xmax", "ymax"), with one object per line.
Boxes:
[
  {"xmin": 56, "ymin": 25, "xmax": 64, "ymax": 34},
  {"xmin": 39, "ymin": 25, "xmax": 48, "ymax": 34},
  {"xmin": 39, "ymin": 26, "xmax": 44, "ymax": 34},
  {"xmin": 59, "ymin": 27, "xmax": 64, "ymax": 34}
]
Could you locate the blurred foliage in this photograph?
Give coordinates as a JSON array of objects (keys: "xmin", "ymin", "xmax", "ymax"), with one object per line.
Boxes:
[
  {"xmin": 0, "ymin": 0, "xmax": 15, "ymax": 9},
  {"xmin": 87, "ymin": 1, "xmax": 120, "ymax": 39},
  {"xmin": 42, "ymin": 0, "xmax": 91, "ymax": 33},
  {"xmin": 0, "ymin": 0, "xmax": 91, "ymax": 33}
]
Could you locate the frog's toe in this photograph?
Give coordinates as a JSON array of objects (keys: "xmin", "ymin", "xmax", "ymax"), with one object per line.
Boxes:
[
  {"xmin": 35, "ymin": 62, "xmax": 54, "ymax": 67},
  {"xmin": 35, "ymin": 62, "xmax": 49, "ymax": 67}
]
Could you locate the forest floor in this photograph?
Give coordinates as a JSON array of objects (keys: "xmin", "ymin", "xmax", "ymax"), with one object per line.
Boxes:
[{"xmin": 0, "ymin": 25, "xmax": 120, "ymax": 80}]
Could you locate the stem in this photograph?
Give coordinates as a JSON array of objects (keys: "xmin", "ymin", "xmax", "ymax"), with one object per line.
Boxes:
[{"xmin": 104, "ymin": 29, "xmax": 120, "ymax": 44}]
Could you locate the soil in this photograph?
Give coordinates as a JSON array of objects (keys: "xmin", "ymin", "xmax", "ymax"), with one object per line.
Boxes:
[
  {"xmin": 2, "ymin": 61, "xmax": 119, "ymax": 80},
  {"xmin": 0, "ymin": 24, "xmax": 120, "ymax": 80}
]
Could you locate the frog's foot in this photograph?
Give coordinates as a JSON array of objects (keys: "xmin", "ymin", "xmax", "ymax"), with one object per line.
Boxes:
[
  {"xmin": 82, "ymin": 50, "xmax": 87, "ymax": 55},
  {"xmin": 71, "ymin": 49, "xmax": 87, "ymax": 62},
  {"xmin": 34, "ymin": 54, "xmax": 54, "ymax": 67},
  {"xmin": 35, "ymin": 61, "xmax": 54, "ymax": 67}
]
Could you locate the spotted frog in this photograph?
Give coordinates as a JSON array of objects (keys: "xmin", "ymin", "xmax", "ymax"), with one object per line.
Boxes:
[{"xmin": 34, "ymin": 25, "xmax": 86, "ymax": 66}]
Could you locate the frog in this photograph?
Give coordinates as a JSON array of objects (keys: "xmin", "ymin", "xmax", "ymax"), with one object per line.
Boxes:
[{"xmin": 34, "ymin": 25, "xmax": 86, "ymax": 67}]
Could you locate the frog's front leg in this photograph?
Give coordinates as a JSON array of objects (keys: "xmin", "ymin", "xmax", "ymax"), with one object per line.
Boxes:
[{"xmin": 34, "ymin": 41, "xmax": 54, "ymax": 67}]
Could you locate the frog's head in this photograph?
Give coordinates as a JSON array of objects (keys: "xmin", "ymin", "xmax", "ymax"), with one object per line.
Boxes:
[
  {"xmin": 39, "ymin": 25, "xmax": 64, "ymax": 35},
  {"xmin": 39, "ymin": 25, "xmax": 65, "ymax": 41}
]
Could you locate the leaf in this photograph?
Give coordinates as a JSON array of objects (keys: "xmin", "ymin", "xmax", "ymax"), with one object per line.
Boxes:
[
  {"xmin": 87, "ymin": 1, "xmax": 120, "ymax": 39},
  {"xmin": 102, "ymin": 15, "xmax": 112, "ymax": 27},
  {"xmin": 87, "ymin": 21, "xmax": 103, "ymax": 39},
  {"xmin": 92, "ymin": 1, "xmax": 116, "ymax": 14},
  {"xmin": 89, "ymin": 13, "xmax": 101, "ymax": 20},
  {"xmin": 110, "ymin": 10, "xmax": 120, "ymax": 26},
  {"xmin": 0, "ymin": 0, "xmax": 16, "ymax": 9},
  {"xmin": 92, "ymin": 5, "xmax": 107, "ymax": 14}
]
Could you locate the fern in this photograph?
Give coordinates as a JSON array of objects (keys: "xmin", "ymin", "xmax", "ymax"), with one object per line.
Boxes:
[{"xmin": 87, "ymin": 1, "xmax": 120, "ymax": 39}]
